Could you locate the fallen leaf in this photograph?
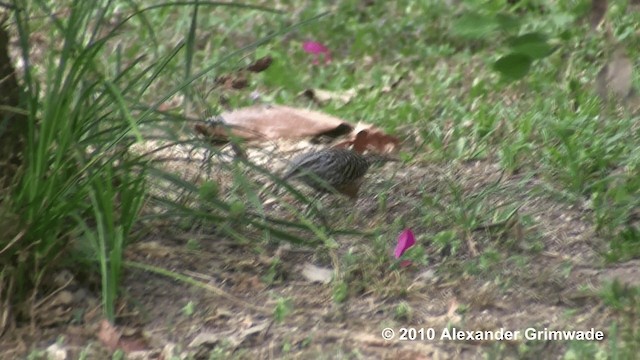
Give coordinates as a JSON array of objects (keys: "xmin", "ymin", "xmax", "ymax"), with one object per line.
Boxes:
[
  {"xmin": 215, "ymin": 74, "xmax": 249, "ymax": 90},
  {"xmin": 97, "ymin": 319, "xmax": 148, "ymax": 354},
  {"xmin": 189, "ymin": 332, "xmax": 228, "ymax": 348},
  {"xmin": 414, "ymin": 269, "xmax": 437, "ymax": 283},
  {"xmin": 303, "ymin": 41, "xmax": 329, "ymax": 54},
  {"xmin": 204, "ymin": 307, "xmax": 234, "ymax": 326},
  {"xmin": 157, "ymin": 94, "xmax": 184, "ymax": 111},
  {"xmin": 335, "ymin": 122, "xmax": 400, "ymax": 153},
  {"xmin": 194, "ymin": 105, "xmax": 400, "ymax": 156},
  {"xmin": 301, "ymin": 263, "xmax": 333, "ymax": 284},
  {"xmin": 234, "ymin": 275, "xmax": 266, "ymax": 292},
  {"xmin": 161, "ymin": 343, "xmax": 179, "ymax": 360},
  {"xmin": 188, "ymin": 322, "xmax": 269, "ymax": 349},
  {"xmin": 119, "ymin": 336, "xmax": 148, "ymax": 353},
  {"xmin": 493, "ymin": 53, "xmax": 532, "ymax": 80},
  {"xmin": 194, "ymin": 105, "xmax": 352, "ymax": 142},
  {"xmin": 394, "ymin": 229, "xmax": 416, "ymax": 259},
  {"xmin": 121, "ymin": 326, "xmax": 139, "ymax": 337},
  {"xmin": 97, "ymin": 319, "xmax": 121, "ymax": 352},
  {"xmin": 231, "ymin": 78, "xmax": 249, "ymax": 89},
  {"xmin": 46, "ymin": 343, "xmax": 67, "ymax": 360},
  {"xmin": 246, "ymin": 55, "xmax": 273, "ymax": 73},
  {"xmin": 239, "ymin": 321, "xmax": 269, "ymax": 340},
  {"xmin": 215, "ymin": 74, "xmax": 231, "ymax": 85},
  {"xmin": 302, "ymin": 41, "xmax": 332, "ymax": 64},
  {"xmin": 129, "ymin": 241, "xmax": 172, "ymax": 258},
  {"xmin": 35, "ymin": 290, "xmax": 76, "ymax": 327},
  {"xmin": 446, "ymin": 298, "xmax": 459, "ymax": 318}
]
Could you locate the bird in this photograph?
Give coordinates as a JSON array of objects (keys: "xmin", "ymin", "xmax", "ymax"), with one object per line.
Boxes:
[{"xmin": 282, "ymin": 147, "xmax": 395, "ymax": 199}]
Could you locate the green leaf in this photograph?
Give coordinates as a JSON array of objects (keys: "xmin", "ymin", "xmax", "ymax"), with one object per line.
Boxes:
[
  {"xmin": 508, "ymin": 32, "xmax": 554, "ymax": 59},
  {"xmin": 452, "ymin": 12, "xmax": 499, "ymax": 39},
  {"xmin": 493, "ymin": 53, "xmax": 533, "ymax": 80},
  {"xmin": 198, "ymin": 181, "xmax": 219, "ymax": 200},
  {"xmin": 549, "ymin": 13, "xmax": 574, "ymax": 28},
  {"xmin": 495, "ymin": 13, "xmax": 520, "ymax": 32}
]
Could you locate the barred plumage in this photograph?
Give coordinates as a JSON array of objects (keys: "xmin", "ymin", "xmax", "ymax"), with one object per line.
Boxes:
[{"xmin": 283, "ymin": 148, "xmax": 393, "ymax": 199}]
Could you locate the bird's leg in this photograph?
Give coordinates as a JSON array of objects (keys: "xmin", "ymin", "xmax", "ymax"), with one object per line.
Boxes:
[{"xmin": 304, "ymin": 192, "xmax": 330, "ymax": 229}]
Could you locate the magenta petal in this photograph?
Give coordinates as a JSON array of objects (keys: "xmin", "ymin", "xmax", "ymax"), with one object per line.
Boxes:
[
  {"xmin": 394, "ymin": 229, "xmax": 416, "ymax": 259},
  {"xmin": 303, "ymin": 41, "xmax": 329, "ymax": 54}
]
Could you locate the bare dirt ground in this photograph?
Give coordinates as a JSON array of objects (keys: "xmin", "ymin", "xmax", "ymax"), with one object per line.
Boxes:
[{"xmin": 1, "ymin": 146, "xmax": 637, "ymax": 359}]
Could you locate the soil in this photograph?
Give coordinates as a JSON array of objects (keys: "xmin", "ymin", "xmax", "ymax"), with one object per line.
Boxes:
[{"xmin": 1, "ymin": 148, "xmax": 635, "ymax": 360}]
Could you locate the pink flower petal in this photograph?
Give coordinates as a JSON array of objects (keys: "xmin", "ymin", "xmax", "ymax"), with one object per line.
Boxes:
[
  {"xmin": 302, "ymin": 41, "xmax": 329, "ymax": 54},
  {"xmin": 394, "ymin": 228, "xmax": 416, "ymax": 259}
]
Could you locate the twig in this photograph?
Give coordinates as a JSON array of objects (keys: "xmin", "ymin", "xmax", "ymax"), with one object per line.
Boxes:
[{"xmin": 0, "ymin": 230, "xmax": 25, "ymax": 255}]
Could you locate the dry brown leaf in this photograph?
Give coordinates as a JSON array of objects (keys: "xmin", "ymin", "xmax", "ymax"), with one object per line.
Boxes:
[
  {"xmin": 300, "ymin": 263, "xmax": 333, "ymax": 284},
  {"xmin": 189, "ymin": 332, "xmax": 229, "ymax": 348},
  {"xmin": 238, "ymin": 321, "xmax": 269, "ymax": 340},
  {"xmin": 194, "ymin": 105, "xmax": 352, "ymax": 142},
  {"xmin": 446, "ymin": 299, "xmax": 458, "ymax": 317},
  {"xmin": 204, "ymin": 307, "xmax": 234, "ymax": 326},
  {"xmin": 46, "ymin": 343, "xmax": 67, "ymax": 360},
  {"xmin": 246, "ymin": 55, "xmax": 273, "ymax": 73},
  {"xmin": 335, "ymin": 122, "xmax": 400, "ymax": 153},
  {"xmin": 231, "ymin": 78, "xmax": 249, "ymax": 89},
  {"xmin": 234, "ymin": 275, "xmax": 266, "ymax": 292},
  {"xmin": 215, "ymin": 74, "xmax": 249, "ymax": 90},
  {"xmin": 194, "ymin": 105, "xmax": 400, "ymax": 154},
  {"xmin": 188, "ymin": 322, "xmax": 269, "ymax": 349},
  {"xmin": 127, "ymin": 350, "xmax": 160, "ymax": 360},
  {"xmin": 596, "ymin": 47, "xmax": 634, "ymax": 102},
  {"xmin": 35, "ymin": 290, "xmax": 76, "ymax": 327},
  {"xmin": 97, "ymin": 319, "xmax": 148, "ymax": 354},
  {"xmin": 129, "ymin": 241, "xmax": 172, "ymax": 258},
  {"xmin": 157, "ymin": 94, "xmax": 184, "ymax": 112},
  {"xmin": 97, "ymin": 319, "xmax": 121, "ymax": 352},
  {"xmin": 118, "ymin": 334, "xmax": 148, "ymax": 353}
]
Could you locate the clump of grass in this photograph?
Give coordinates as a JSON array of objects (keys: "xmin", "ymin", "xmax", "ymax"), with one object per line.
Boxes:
[
  {"xmin": 596, "ymin": 281, "xmax": 640, "ymax": 358},
  {"xmin": 2, "ymin": 0, "xmax": 153, "ymax": 322},
  {"xmin": 1, "ymin": 0, "xmax": 333, "ymax": 327}
]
